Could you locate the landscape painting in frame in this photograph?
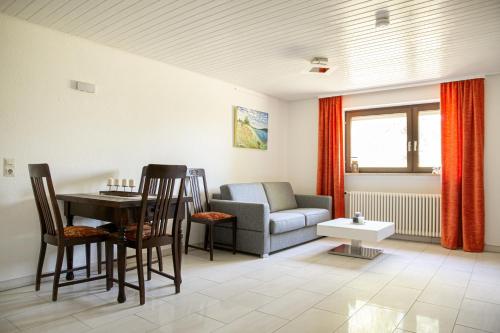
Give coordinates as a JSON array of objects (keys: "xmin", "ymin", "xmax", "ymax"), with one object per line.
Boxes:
[{"xmin": 233, "ymin": 106, "xmax": 269, "ymax": 150}]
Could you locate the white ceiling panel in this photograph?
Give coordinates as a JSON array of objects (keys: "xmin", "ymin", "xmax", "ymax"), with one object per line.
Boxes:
[{"xmin": 2, "ymin": 0, "xmax": 500, "ymax": 100}]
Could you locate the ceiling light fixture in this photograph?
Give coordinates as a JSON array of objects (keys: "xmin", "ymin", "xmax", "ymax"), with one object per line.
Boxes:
[
  {"xmin": 307, "ymin": 57, "xmax": 330, "ymax": 74},
  {"xmin": 375, "ymin": 9, "xmax": 390, "ymax": 28}
]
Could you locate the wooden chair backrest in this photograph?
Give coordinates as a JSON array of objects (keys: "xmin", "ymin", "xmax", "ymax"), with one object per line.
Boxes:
[
  {"xmin": 28, "ymin": 164, "xmax": 64, "ymax": 240},
  {"xmin": 137, "ymin": 164, "xmax": 187, "ymax": 242},
  {"xmin": 138, "ymin": 165, "xmax": 159, "ymax": 195},
  {"xmin": 185, "ymin": 168, "xmax": 209, "ymax": 214}
]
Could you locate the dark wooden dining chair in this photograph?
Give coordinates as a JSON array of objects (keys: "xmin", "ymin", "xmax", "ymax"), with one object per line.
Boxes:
[
  {"xmin": 137, "ymin": 166, "xmax": 163, "ymax": 271},
  {"xmin": 28, "ymin": 164, "xmax": 108, "ymax": 301},
  {"xmin": 184, "ymin": 168, "xmax": 237, "ymax": 261},
  {"xmin": 96, "ymin": 166, "xmax": 163, "ymax": 273},
  {"xmin": 105, "ymin": 164, "xmax": 187, "ymax": 305}
]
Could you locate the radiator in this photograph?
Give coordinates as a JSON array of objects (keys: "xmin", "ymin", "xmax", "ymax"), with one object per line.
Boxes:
[{"xmin": 346, "ymin": 191, "xmax": 441, "ymax": 237}]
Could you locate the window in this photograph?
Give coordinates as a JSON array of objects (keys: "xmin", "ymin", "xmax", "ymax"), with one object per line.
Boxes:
[{"xmin": 345, "ymin": 103, "xmax": 440, "ymax": 173}]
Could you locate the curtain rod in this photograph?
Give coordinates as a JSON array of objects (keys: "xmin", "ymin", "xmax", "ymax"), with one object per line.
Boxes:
[{"xmin": 317, "ymin": 73, "xmax": 493, "ymax": 98}]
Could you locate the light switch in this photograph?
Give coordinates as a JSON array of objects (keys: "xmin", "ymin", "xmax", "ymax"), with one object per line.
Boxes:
[{"xmin": 3, "ymin": 158, "xmax": 15, "ymax": 177}]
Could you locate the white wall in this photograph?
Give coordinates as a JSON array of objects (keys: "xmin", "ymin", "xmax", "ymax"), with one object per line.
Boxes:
[
  {"xmin": 0, "ymin": 15, "xmax": 289, "ymax": 283},
  {"xmin": 484, "ymin": 74, "xmax": 500, "ymax": 247},
  {"xmin": 287, "ymin": 78, "xmax": 500, "ymax": 246},
  {"xmin": 287, "ymin": 98, "xmax": 320, "ymax": 194}
]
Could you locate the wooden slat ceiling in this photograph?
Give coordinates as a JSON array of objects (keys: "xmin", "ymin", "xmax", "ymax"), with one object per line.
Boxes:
[{"xmin": 2, "ymin": 0, "xmax": 500, "ymax": 100}]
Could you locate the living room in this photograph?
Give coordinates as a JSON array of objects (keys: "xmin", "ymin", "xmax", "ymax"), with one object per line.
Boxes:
[{"xmin": 1, "ymin": 1, "xmax": 500, "ymax": 333}]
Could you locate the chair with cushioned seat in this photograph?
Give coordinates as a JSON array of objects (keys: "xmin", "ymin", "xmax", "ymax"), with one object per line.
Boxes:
[
  {"xmin": 96, "ymin": 166, "xmax": 164, "ymax": 273},
  {"xmin": 28, "ymin": 163, "xmax": 109, "ymax": 301},
  {"xmin": 105, "ymin": 164, "xmax": 187, "ymax": 305},
  {"xmin": 184, "ymin": 168, "xmax": 237, "ymax": 261}
]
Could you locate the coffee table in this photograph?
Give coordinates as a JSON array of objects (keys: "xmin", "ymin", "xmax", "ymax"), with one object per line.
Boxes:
[{"xmin": 317, "ymin": 218, "xmax": 395, "ymax": 259}]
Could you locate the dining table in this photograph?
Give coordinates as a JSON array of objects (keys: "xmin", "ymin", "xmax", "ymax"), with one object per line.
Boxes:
[{"xmin": 56, "ymin": 192, "xmax": 190, "ymax": 303}]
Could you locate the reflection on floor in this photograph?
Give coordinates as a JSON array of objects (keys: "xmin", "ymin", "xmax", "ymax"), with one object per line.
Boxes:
[{"xmin": 1, "ymin": 238, "xmax": 499, "ymax": 333}]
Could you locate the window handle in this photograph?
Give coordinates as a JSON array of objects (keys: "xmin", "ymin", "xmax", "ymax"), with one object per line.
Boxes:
[
  {"xmin": 414, "ymin": 140, "xmax": 418, "ymax": 152},
  {"xmin": 407, "ymin": 141, "xmax": 412, "ymax": 152}
]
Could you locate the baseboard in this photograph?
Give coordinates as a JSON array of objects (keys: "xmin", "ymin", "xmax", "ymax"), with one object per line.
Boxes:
[
  {"xmin": 389, "ymin": 234, "xmax": 441, "ymax": 244},
  {"xmin": 390, "ymin": 234, "xmax": 500, "ymax": 253},
  {"xmin": 485, "ymin": 244, "xmax": 500, "ymax": 253},
  {"xmin": 0, "ymin": 275, "xmax": 35, "ymax": 291}
]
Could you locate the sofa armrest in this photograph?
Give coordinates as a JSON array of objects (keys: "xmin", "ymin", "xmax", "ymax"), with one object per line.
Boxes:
[
  {"xmin": 210, "ymin": 199, "xmax": 270, "ymax": 233},
  {"xmin": 295, "ymin": 194, "xmax": 332, "ymax": 212}
]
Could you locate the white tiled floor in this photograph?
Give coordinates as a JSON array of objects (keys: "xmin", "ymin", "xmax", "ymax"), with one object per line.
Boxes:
[{"xmin": 1, "ymin": 238, "xmax": 500, "ymax": 333}]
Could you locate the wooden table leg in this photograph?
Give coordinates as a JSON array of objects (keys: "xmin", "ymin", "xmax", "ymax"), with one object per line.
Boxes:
[
  {"xmin": 232, "ymin": 220, "xmax": 237, "ymax": 254},
  {"xmin": 209, "ymin": 224, "xmax": 214, "ymax": 261},
  {"xmin": 203, "ymin": 225, "xmax": 209, "ymax": 250},
  {"xmin": 117, "ymin": 243, "xmax": 126, "ymax": 303},
  {"xmin": 65, "ymin": 246, "xmax": 74, "ymax": 281},
  {"xmin": 178, "ymin": 231, "xmax": 183, "ymax": 283}
]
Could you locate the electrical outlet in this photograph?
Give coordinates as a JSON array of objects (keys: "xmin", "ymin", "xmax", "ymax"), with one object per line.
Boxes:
[{"xmin": 3, "ymin": 158, "xmax": 15, "ymax": 177}]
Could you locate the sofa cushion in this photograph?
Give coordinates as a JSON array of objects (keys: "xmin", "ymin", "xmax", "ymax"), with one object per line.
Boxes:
[
  {"xmin": 279, "ymin": 208, "xmax": 331, "ymax": 226},
  {"xmin": 269, "ymin": 212, "xmax": 305, "ymax": 234},
  {"xmin": 220, "ymin": 183, "xmax": 269, "ymax": 205},
  {"xmin": 262, "ymin": 182, "xmax": 298, "ymax": 213}
]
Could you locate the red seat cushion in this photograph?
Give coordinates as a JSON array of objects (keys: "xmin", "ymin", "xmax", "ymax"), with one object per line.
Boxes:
[
  {"xmin": 124, "ymin": 224, "xmax": 152, "ymax": 240},
  {"xmin": 110, "ymin": 223, "xmax": 173, "ymax": 241},
  {"xmin": 63, "ymin": 226, "xmax": 108, "ymax": 238},
  {"xmin": 191, "ymin": 211, "xmax": 235, "ymax": 221}
]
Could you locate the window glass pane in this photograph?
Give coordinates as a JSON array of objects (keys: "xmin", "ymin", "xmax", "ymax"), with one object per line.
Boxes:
[
  {"xmin": 418, "ymin": 110, "xmax": 441, "ymax": 168},
  {"xmin": 350, "ymin": 113, "xmax": 407, "ymax": 168}
]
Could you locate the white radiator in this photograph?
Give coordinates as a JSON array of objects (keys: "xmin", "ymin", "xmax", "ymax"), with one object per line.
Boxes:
[{"xmin": 346, "ymin": 191, "xmax": 441, "ymax": 237}]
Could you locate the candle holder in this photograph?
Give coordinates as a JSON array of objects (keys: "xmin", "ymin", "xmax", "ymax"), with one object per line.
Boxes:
[
  {"xmin": 107, "ymin": 184, "xmax": 112, "ymax": 191},
  {"xmin": 114, "ymin": 185, "xmax": 119, "ymax": 191},
  {"xmin": 129, "ymin": 185, "xmax": 135, "ymax": 192},
  {"xmin": 122, "ymin": 185, "xmax": 128, "ymax": 191}
]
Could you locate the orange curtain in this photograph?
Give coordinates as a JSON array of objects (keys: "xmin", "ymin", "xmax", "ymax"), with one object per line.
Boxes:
[
  {"xmin": 317, "ymin": 96, "xmax": 345, "ymax": 218},
  {"xmin": 441, "ymin": 78, "xmax": 485, "ymax": 252}
]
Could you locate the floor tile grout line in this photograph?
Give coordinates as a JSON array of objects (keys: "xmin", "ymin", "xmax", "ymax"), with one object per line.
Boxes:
[
  {"xmin": 461, "ymin": 296, "xmax": 500, "ymax": 307},
  {"xmin": 255, "ymin": 288, "xmax": 329, "ymax": 323},
  {"xmin": 150, "ymin": 309, "xmax": 227, "ymax": 331},
  {"xmin": 194, "ymin": 307, "xmax": 241, "ymax": 324},
  {"xmin": 193, "ymin": 299, "xmax": 253, "ymax": 327},
  {"xmin": 2, "ymin": 241, "xmax": 500, "ymax": 333},
  {"xmin": 452, "ymin": 251, "xmax": 477, "ymax": 330},
  {"xmin": 454, "ymin": 323, "xmax": 495, "ymax": 333},
  {"xmin": 70, "ymin": 314, "xmax": 94, "ymax": 331},
  {"xmin": 278, "ymin": 292, "xmax": 351, "ymax": 333},
  {"xmin": 364, "ymin": 243, "xmax": 446, "ymax": 331},
  {"xmin": 319, "ymin": 245, "xmax": 433, "ymax": 320},
  {"xmin": 320, "ymin": 248, "xmax": 416, "ymax": 329},
  {"xmin": 394, "ymin": 243, "xmax": 451, "ymax": 330},
  {"xmin": 133, "ymin": 312, "xmax": 163, "ymax": 328},
  {"xmin": 5, "ymin": 316, "xmax": 23, "ymax": 332}
]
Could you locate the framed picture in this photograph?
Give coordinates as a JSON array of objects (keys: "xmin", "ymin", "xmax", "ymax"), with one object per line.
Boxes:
[{"xmin": 233, "ymin": 106, "xmax": 268, "ymax": 150}]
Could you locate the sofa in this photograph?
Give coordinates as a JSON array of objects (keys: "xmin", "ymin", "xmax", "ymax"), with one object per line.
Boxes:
[{"xmin": 210, "ymin": 182, "xmax": 332, "ymax": 257}]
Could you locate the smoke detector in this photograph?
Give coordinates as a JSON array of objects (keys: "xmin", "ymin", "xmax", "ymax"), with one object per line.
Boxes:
[
  {"xmin": 375, "ymin": 9, "xmax": 390, "ymax": 28},
  {"xmin": 305, "ymin": 57, "xmax": 331, "ymax": 75}
]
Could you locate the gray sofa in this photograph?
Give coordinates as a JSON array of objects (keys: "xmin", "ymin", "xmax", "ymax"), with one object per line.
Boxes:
[{"xmin": 210, "ymin": 182, "xmax": 332, "ymax": 257}]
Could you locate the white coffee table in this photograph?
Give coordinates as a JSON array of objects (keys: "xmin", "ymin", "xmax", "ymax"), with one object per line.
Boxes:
[{"xmin": 317, "ymin": 218, "xmax": 395, "ymax": 259}]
